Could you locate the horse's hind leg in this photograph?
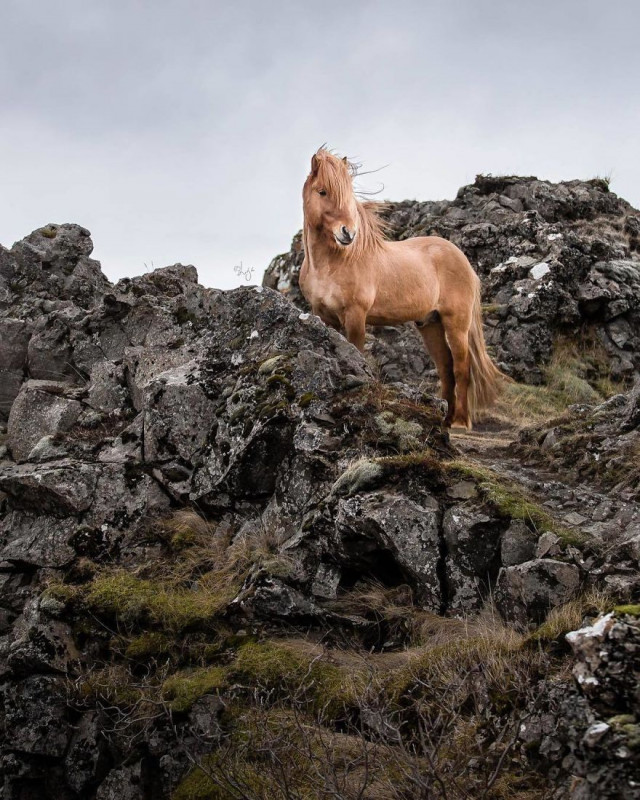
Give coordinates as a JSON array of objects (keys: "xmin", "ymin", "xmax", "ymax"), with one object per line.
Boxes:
[
  {"xmin": 418, "ymin": 319, "xmax": 456, "ymax": 426},
  {"xmin": 439, "ymin": 315, "xmax": 472, "ymax": 429}
]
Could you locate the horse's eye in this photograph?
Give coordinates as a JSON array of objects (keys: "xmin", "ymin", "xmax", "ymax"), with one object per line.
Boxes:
[{"xmin": 318, "ymin": 189, "xmax": 327, "ymax": 196}]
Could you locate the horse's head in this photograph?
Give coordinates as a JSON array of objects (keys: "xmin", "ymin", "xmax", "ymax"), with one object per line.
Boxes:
[{"xmin": 303, "ymin": 149, "xmax": 359, "ymax": 249}]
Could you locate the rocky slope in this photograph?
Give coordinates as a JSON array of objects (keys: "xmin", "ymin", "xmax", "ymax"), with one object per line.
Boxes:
[{"xmin": 0, "ymin": 188, "xmax": 638, "ymax": 800}]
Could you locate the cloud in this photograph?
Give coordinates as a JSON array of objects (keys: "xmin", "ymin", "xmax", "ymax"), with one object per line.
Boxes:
[{"xmin": 1, "ymin": 0, "xmax": 639, "ymax": 289}]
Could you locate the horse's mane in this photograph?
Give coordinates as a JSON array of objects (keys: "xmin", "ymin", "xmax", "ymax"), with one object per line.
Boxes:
[{"xmin": 313, "ymin": 149, "xmax": 388, "ymax": 258}]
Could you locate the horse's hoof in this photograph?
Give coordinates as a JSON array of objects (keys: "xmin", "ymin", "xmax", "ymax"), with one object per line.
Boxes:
[{"xmin": 451, "ymin": 417, "xmax": 472, "ymax": 430}]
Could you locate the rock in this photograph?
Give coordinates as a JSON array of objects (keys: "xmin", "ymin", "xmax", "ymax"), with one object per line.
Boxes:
[
  {"xmin": 64, "ymin": 712, "xmax": 110, "ymax": 794},
  {"xmin": 1, "ymin": 674, "xmax": 71, "ymax": 757},
  {"xmin": 336, "ymin": 492, "xmax": 442, "ymax": 609},
  {"xmin": 7, "ymin": 380, "xmax": 82, "ymax": 462},
  {"xmin": 496, "ymin": 558, "xmax": 581, "ymax": 625},
  {"xmin": 561, "ymin": 611, "xmax": 640, "ymax": 798},
  {"xmin": 0, "ymin": 512, "xmax": 79, "ymax": 567},
  {"xmin": 0, "ymin": 460, "xmax": 99, "ymax": 514},
  {"xmin": 501, "ymin": 519, "xmax": 537, "ymax": 566},
  {"xmin": 96, "ymin": 761, "xmax": 144, "ymax": 800},
  {"xmin": 0, "ymin": 319, "xmax": 31, "ymax": 421},
  {"xmin": 442, "ymin": 506, "xmax": 503, "ymax": 610},
  {"xmin": 7, "ymin": 596, "xmax": 79, "ymax": 675}
]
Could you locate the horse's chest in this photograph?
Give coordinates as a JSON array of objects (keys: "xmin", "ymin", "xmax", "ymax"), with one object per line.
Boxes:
[{"xmin": 301, "ymin": 270, "xmax": 346, "ymax": 321}]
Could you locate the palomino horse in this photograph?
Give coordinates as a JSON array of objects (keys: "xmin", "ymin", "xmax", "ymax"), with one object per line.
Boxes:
[{"xmin": 299, "ymin": 148, "xmax": 505, "ymax": 428}]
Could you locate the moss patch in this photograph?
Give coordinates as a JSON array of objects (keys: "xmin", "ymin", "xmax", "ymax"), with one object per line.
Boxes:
[
  {"xmin": 162, "ymin": 666, "xmax": 228, "ymax": 712},
  {"xmin": 85, "ymin": 572, "xmax": 237, "ymax": 631},
  {"xmin": 614, "ymin": 604, "xmax": 640, "ymax": 617}
]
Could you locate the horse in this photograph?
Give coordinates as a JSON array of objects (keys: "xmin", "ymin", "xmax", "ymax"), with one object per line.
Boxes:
[{"xmin": 298, "ymin": 148, "xmax": 506, "ymax": 429}]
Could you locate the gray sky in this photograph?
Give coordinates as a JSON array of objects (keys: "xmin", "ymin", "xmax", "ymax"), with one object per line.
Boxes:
[{"xmin": 2, "ymin": 0, "xmax": 639, "ymax": 290}]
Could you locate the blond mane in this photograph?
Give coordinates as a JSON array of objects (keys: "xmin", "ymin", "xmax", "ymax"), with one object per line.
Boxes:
[{"xmin": 313, "ymin": 149, "xmax": 388, "ymax": 259}]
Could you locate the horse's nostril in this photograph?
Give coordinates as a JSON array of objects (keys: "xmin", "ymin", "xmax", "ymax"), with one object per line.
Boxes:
[{"xmin": 341, "ymin": 226, "xmax": 352, "ymax": 241}]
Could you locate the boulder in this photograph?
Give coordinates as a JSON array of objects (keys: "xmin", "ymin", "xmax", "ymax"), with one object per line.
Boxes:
[
  {"xmin": 496, "ymin": 558, "xmax": 581, "ymax": 625},
  {"xmin": 7, "ymin": 380, "xmax": 82, "ymax": 462}
]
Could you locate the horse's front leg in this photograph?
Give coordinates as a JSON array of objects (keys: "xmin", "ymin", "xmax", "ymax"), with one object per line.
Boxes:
[{"xmin": 343, "ymin": 306, "xmax": 367, "ymax": 352}]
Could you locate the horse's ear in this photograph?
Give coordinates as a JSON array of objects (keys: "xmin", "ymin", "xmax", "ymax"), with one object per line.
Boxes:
[
  {"xmin": 311, "ymin": 154, "xmax": 320, "ymax": 175},
  {"xmin": 342, "ymin": 156, "xmax": 348, "ymax": 165}
]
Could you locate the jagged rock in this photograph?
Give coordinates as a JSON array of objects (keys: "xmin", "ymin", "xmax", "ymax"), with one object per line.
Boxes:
[
  {"xmin": 95, "ymin": 762, "xmax": 144, "ymax": 800},
  {"xmin": 0, "ymin": 511, "xmax": 78, "ymax": 567},
  {"xmin": 496, "ymin": 558, "xmax": 581, "ymax": 624},
  {"xmin": 1, "ymin": 674, "xmax": 71, "ymax": 757},
  {"xmin": 500, "ymin": 519, "xmax": 537, "ymax": 566},
  {"xmin": 335, "ymin": 492, "xmax": 442, "ymax": 609},
  {"xmin": 561, "ymin": 612, "xmax": 640, "ymax": 798},
  {"xmin": 7, "ymin": 380, "xmax": 83, "ymax": 462},
  {"xmin": 442, "ymin": 505, "xmax": 503, "ymax": 610},
  {"xmin": 1, "ymin": 210, "xmax": 638, "ymax": 798},
  {"xmin": 0, "ymin": 319, "xmax": 31, "ymax": 421},
  {"xmin": 64, "ymin": 712, "xmax": 110, "ymax": 794},
  {"xmin": 7, "ymin": 596, "xmax": 79, "ymax": 675}
]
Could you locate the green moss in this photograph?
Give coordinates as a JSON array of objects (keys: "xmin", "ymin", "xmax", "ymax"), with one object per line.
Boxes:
[
  {"xmin": 482, "ymin": 303, "xmax": 504, "ymax": 315},
  {"xmin": 162, "ymin": 666, "xmax": 228, "ymax": 713},
  {"xmin": 445, "ymin": 460, "xmax": 585, "ymax": 546},
  {"xmin": 375, "ymin": 450, "xmax": 443, "ymax": 475},
  {"xmin": 614, "ymin": 604, "xmax": 640, "ymax": 617},
  {"xmin": 125, "ymin": 631, "xmax": 174, "ymax": 659},
  {"xmin": 256, "ymin": 400, "xmax": 288, "ymax": 418},
  {"xmin": 265, "ymin": 373, "xmax": 295, "ymax": 399},
  {"xmin": 258, "ymin": 355, "xmax": 285, "ymax": 374},
  {"xmin": 172, "ymin": 755, "xmax": 268, "ymax": 800},
  {"xmin": 43, "ymin": 581, "xmax": 80, "ymax": 606},
  {"xmin": 298, "ymin": 391, "xmax": 318, "ymax": 409},
  {"xmin": 374, "ymin": 411, "xmax": 424, "ymax": 451},
  {"xmin": 85, "ymin": 572, "xmax": 238, "ymax": 631},
  {"xmin": 40, "ymin": 225, "xmax": 57, "ymax": 239},
  {"xmin": 232, "ymin": 641, "xmax": 358, "ymax": 717}
]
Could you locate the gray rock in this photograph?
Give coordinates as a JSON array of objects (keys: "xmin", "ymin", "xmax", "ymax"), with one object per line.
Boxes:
[
  {"xmin": 96, "ymin": 762, "xmax": 144, "ymax": 800},
  {"xmin": 0, "ymin": 512, "xmax": 78, "ymax": 567},
  {"xmin": 1, "ymin": 674, "xmax": 70, "ymax": 757},
  {"xmin": 496, "ymin": 558, "xmax": 581, "ymax": 624},
  {"xmin": 501, "ymin": 519, "xmax": 537, "ymax": 566},
  {"xmin": 7, "ymin": 380, "xmax": 82, "ymax": 462},
  {"xmin": 336, "ymin": 492, "xmax": 442, "ymax": 609},
  {"xmin": 64, "ymin": 712, "xmax": 110, "ymax": 794},
  {"xmin": 7, "ymin": 596, "xmax": 79, "ymax": 675}
]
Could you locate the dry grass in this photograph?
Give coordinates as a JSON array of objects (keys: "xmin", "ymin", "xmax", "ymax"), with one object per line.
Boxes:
[
  {"xmin": 488, "ymin": 332, "xmax": 625, "ymax": 430},
  {"xmin": 526, "ymin": 590, "xmax": 612, "ymax": 644}
]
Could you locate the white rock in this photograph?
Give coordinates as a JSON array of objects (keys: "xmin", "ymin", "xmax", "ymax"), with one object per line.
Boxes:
[{"xmin": 530, "ymin": 262, "xmax": 551, "ymax": 280}]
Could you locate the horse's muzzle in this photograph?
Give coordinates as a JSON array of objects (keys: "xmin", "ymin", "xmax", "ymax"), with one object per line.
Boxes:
[{"xmin": 335, "ymin": 226, "xmax": 356, "ymax": 246}]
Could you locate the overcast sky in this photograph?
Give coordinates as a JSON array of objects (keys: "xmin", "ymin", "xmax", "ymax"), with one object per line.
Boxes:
[{"xmin": 2, "ymin": 0, "xmax": 639, "ymax": 290}]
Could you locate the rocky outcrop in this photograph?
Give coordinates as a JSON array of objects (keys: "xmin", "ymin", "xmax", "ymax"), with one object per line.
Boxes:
[
  {"xmin": 518, "ymin": 380, "xmax": 640, "ymax": 501},
  {"xmin": 264, "ymin": 176, "xmax": 640, "ymax": 384},
  {"xmin": 0, "ymin": 219, "xmax": 638, "ymax": 798},
  {"xmin": 522, "ymin": 610, "xmax": 640, "ymax": 799}
]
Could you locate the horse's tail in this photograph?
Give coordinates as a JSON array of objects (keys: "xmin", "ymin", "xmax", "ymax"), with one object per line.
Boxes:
[{"xmin": 467, "ymin": 281, "xmax": 508, "ymax": 420}]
